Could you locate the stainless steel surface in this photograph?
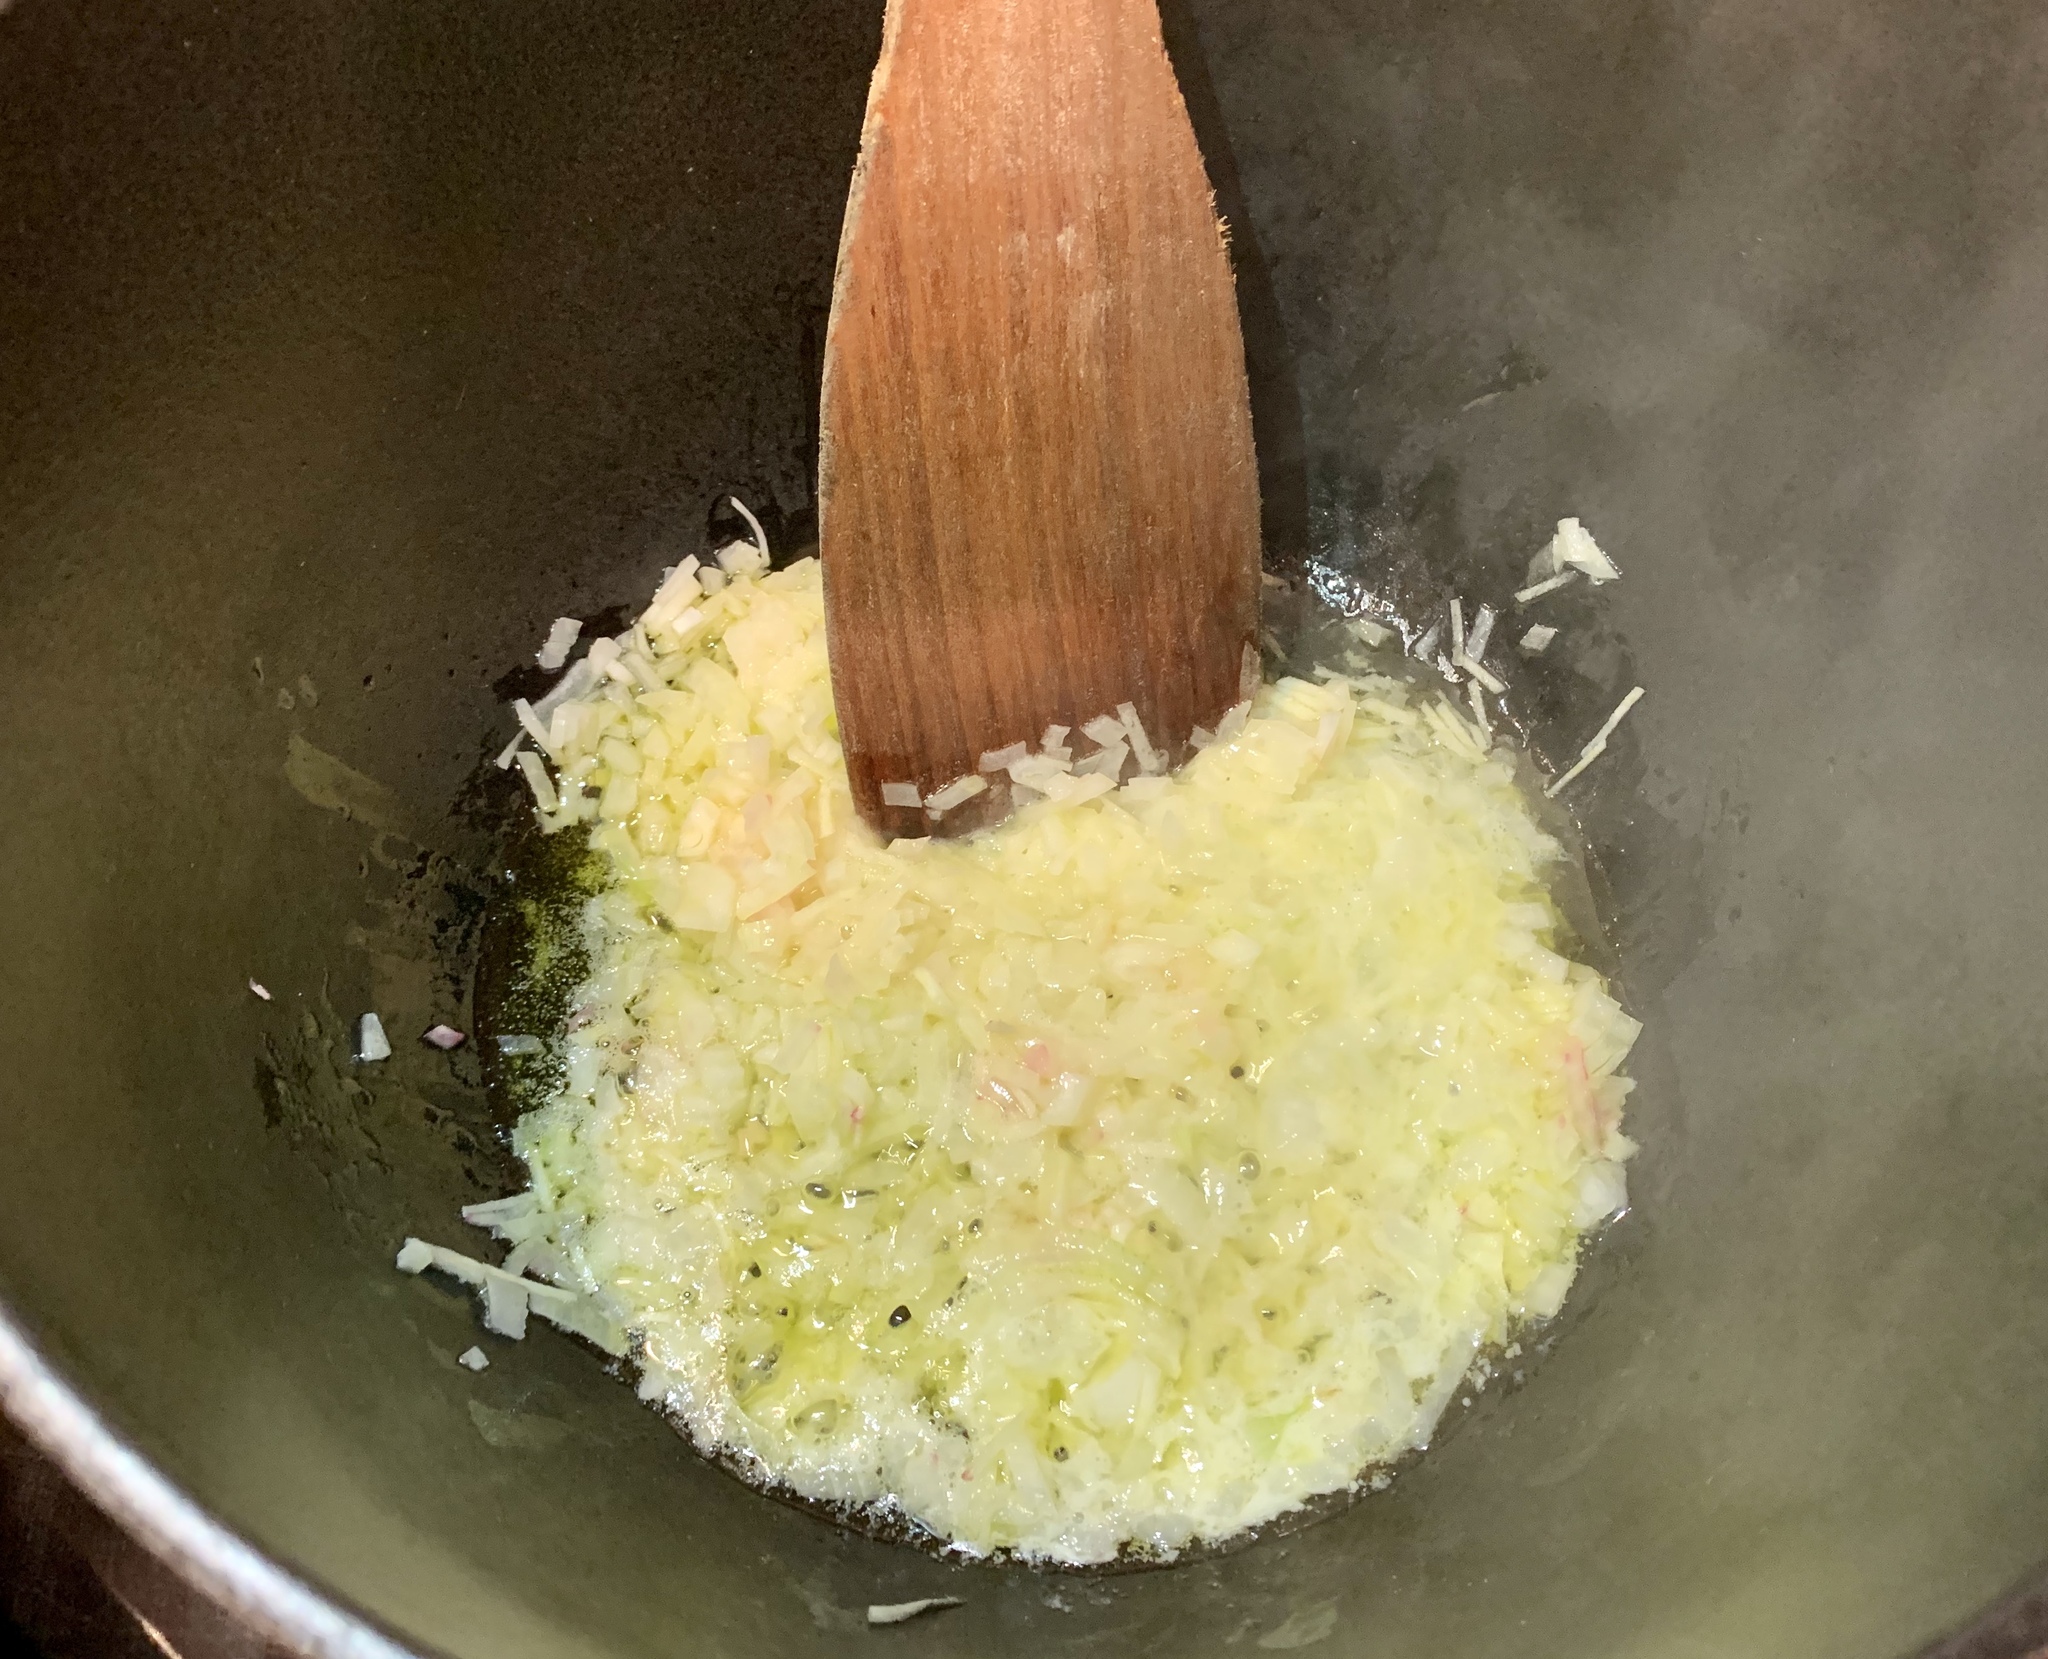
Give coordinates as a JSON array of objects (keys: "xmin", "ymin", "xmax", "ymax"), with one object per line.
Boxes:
[{"xmin": 1, "ymin": 1, "xmax": 2045, "ymax": 1656}]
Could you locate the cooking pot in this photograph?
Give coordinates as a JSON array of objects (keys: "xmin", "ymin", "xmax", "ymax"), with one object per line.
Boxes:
[{"xmin": 3, "ymin": 1, "xmax": 2045, "ymax": 1655}]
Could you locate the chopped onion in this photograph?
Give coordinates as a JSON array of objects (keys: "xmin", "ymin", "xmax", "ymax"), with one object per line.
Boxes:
[
  {"xmin": 1467, "ymin": 680, "xmax": 1493, "ymax": 741},
  {"xmin": 924, "ymin": 774, "xmax": 988, "ymax": 814},
  {"xmin": 537, "ymin": 617, "xmax": 582, "ymax": 671},
  {"xmin": 248, "ymin": 979, "xmax": 272, "ymax": 1001},
  {"xmin": 512, "ymin": 697, "xmax": 555, "ymax": 759},
  {"xmin": 1546, "ymin": 517, "xmax": 1620, "ymax": 584},
  {"xmin": 431, "ymin": 554, "xmax": 1637, "ymax": 1567},
  {"xmin": 1520, "ymin": 624, "xmax": 1558, "ymax": 654},
  {"xmin": 516, "ymin": 751, "xmax": 560, "ymax": 814},
  {"xmin": 496, "ymin": 1034, "xmax": 544, "ymax": 1055},
  {"xmin": 356, "ymin": 1013, "xmax": 391, "ymax": 1063},
  {"xmin": 978, "ymin": 742, "xmax": 1027, "ymax": 773},
  {"xmin": 1460, "ymin": 655, "xmax": 1506, "ymax": 695},
  {"xmin": 880, "ymin": 781, "xmax": 923, "ymax": 809},
  {"xmin": 458, "ymin": 1346, "xmax": 490, "ymax": 1372},
  {"xmin": 1465, "ymin": 604, "xmax": 1496, "ymax": 664},
  {"xmin": 422, "ymin": 1024, "xmax": 467, "ymax": 1050},
  {"xmin": 726, "ymin": 495, "xmax": 770, "ymax": 559},
  {"xmin": 532, "ymin": 657, "xmax": 598, "ymax": 723},
  {"xmin": 1117, "ymin": 702, "xmax": 1163, "ymax": 774},
  {"xmin": 867, "ymin": 1599, "xmax": 962, "ymax": 1627},
  {"xmin": 1544, "ymin": 686, "xmax": 1646, "ymax": 798},
  {"xmin": 1514, "ymin": 571, "xmax": 1578, "ymax": 606},
  {"xmin": 392, "ymin": 1237, "xmax": 624, "ymax": 1353},
  {"xmin": 1072, "ymin": 738, "xmax": 1129, "ymax": 780}
]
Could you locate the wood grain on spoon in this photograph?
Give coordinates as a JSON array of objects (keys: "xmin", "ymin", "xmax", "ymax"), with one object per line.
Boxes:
[{"xmin": 819, "ymin": 0, "xmax": 1261, "ymax": 836}]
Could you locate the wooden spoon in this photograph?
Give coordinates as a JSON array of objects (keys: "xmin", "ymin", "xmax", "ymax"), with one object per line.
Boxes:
[{"xmin": 819, "ymin": 0, "xmax": 1262, "ymax": 836}]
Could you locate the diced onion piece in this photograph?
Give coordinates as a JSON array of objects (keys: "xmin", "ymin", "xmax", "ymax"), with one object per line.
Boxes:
[
  {"xmin": 422, "ymin": 1024, "xmax": 467, "ymax": 1050},
  {"xmin": 880, "ymin": 781, "xmax": 923, "ymax": 809},
  {"xmin": 532, "ymin": 658, "xmax": 598, "ymax": 723},
  {"xmin": 393, "ymin": 1237, "xmax": 624, "ymax": 1352},
  {"xmin": 1040, "ymin": 724, "xmax": 1071, "ymax": 761},
  {"xmin": 867, "ymin": 1599, "xmax": 962, "ymax": 1627},
  {"xmin": 1514, "ymin": 570, "xmax": 1578, "ymax": 606},
  {"xmin": 619, "ymin": 649, "xmax": 662, "ymax": 692},
  {"xmin": 1544, "ymin": 686, "xmax": 1646, "ymax": 798},
  {"xmin": 517, "ymin": 751, "xmax": 560, "ymax": 813},
  {"xmin": 1413, "ymin": 621, "xmax": 1441, "ymax": 661},
  {"xmin": 537, "ymin": 617, "xmax": 582, "ymax": 671},
  {"xmin": 1520, "ymin": 624, "xmax": 1557, "ymax": 654},
  {"xmin": 644, "ymin": 557, "xmax": 704, "ymax": 631},
  {"xmin": 248, "ymin": 979, "xmax": 272, "ymax": 1001},
  {"xmin": 1213, "ymin": 699, "xmax": 1252, "ymax": 744},
  {"xmin": 1008, "ymin": 753, "xmax": 1073, "ymax": 791},
  {"xmin": 1117, "ymin": 702, "xmax": 1163, "ymax": 774},
  {"xmin": 1081, "ymin": 713, "xmax": 1127, "ymax": 749},
  {"xmin": 1037, "ymin": 771, "xmax": 1115, "ymax": 807},
  {"xmin": 512, "ymin": 697, "xmax": 556, "ymax": 759},
  {"xmin": 356, "ymin": 1013, "xmax": 392, "ymax": 1063},
  {"xmin": 1548, "ymin": 517, "xmax": 1620, "ymax": 583},
  {"xmin": 1467, "ymin": 679, "xmax": 1492, "ymax": 741},
  {"xmin": 1465, "ymin": 604, "xmax": 1497, "ymax": 664},
  {"xmin": 494, "ymin": 731, "xmax": 525, "ymax": 771},
  {"xmin": 1072, "ymin": 738, "xmax": 1128, "ymax": 780},
  {"xmin": 925, "ymin": 774, "xmax": 989, "ymax": 814},
  {"xmin": 1451, "ymin": 597, "xmax": 1466, "ymax": 658},
  {"xmin": 458, "ymin": 1346, "xmax": 490, "ymax": 1372},
  {"xmin": 1460, "ymin": 655, "xmax": 1506, "ymax": 694},
  {"xmin": 727, "ymin": 495, "xmax": 771, "ymax": 559},
  {"xmin": 978, "ymin": 742, "xmax": 1027, "ymax": 773}
]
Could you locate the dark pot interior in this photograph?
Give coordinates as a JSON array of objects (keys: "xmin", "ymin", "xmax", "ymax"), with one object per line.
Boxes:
[{"xmin": 3, "ymin": 1, "xmax": 2046, "ymax": 1656}]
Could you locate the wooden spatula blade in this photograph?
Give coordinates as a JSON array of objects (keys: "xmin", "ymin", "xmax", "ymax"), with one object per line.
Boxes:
[{"xmin": 820, "ymin": 0, "xmax": 1261, "ymax": 835}]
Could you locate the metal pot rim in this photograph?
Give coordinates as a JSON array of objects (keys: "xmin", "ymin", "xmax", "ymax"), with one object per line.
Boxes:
[{"xmin": 0, "ymin": 1304, "xmax": 417, "ymax": 1659}]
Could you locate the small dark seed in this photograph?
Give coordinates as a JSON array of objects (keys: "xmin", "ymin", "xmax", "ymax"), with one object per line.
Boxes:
[
  {"xmin": 968, "ymin": 1218, "xmax": 982, "ymax": 1235},
  {"xmin": 1260, "ymin": 1307, "xmax": 1277, "ymax": 1320},
  {"xmin": 807, "ymin": 1183, "xmax": 831, "ymax": 1199},
  {"xmin": 890, "ymin": 1305, "xmax": 912, "ymax": 1327},
  {"xmin": 1230, "ymin": 1066, "xmax": 1245, "ymax": 1079},
  {"xmin": 777, "ymin": 1308, "xmax": 788, "ymax": 1317},
  {"xmin": 747, "ymin": 1262, "xmax": 761, "ymax": 1278},
  {"xmin": 1239, "ymin": 1153, "xmax": 1261, "ymax": 1180},
  {"xmin": 1053, "ymin": 1446, "xmax": 1069, "ymax": 1462}
]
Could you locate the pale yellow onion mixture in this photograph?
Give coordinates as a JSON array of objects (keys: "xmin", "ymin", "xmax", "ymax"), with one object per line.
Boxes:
[{"xmin": 483, "ymin": 549, "xmax": 1640, "ymax": 1564}]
